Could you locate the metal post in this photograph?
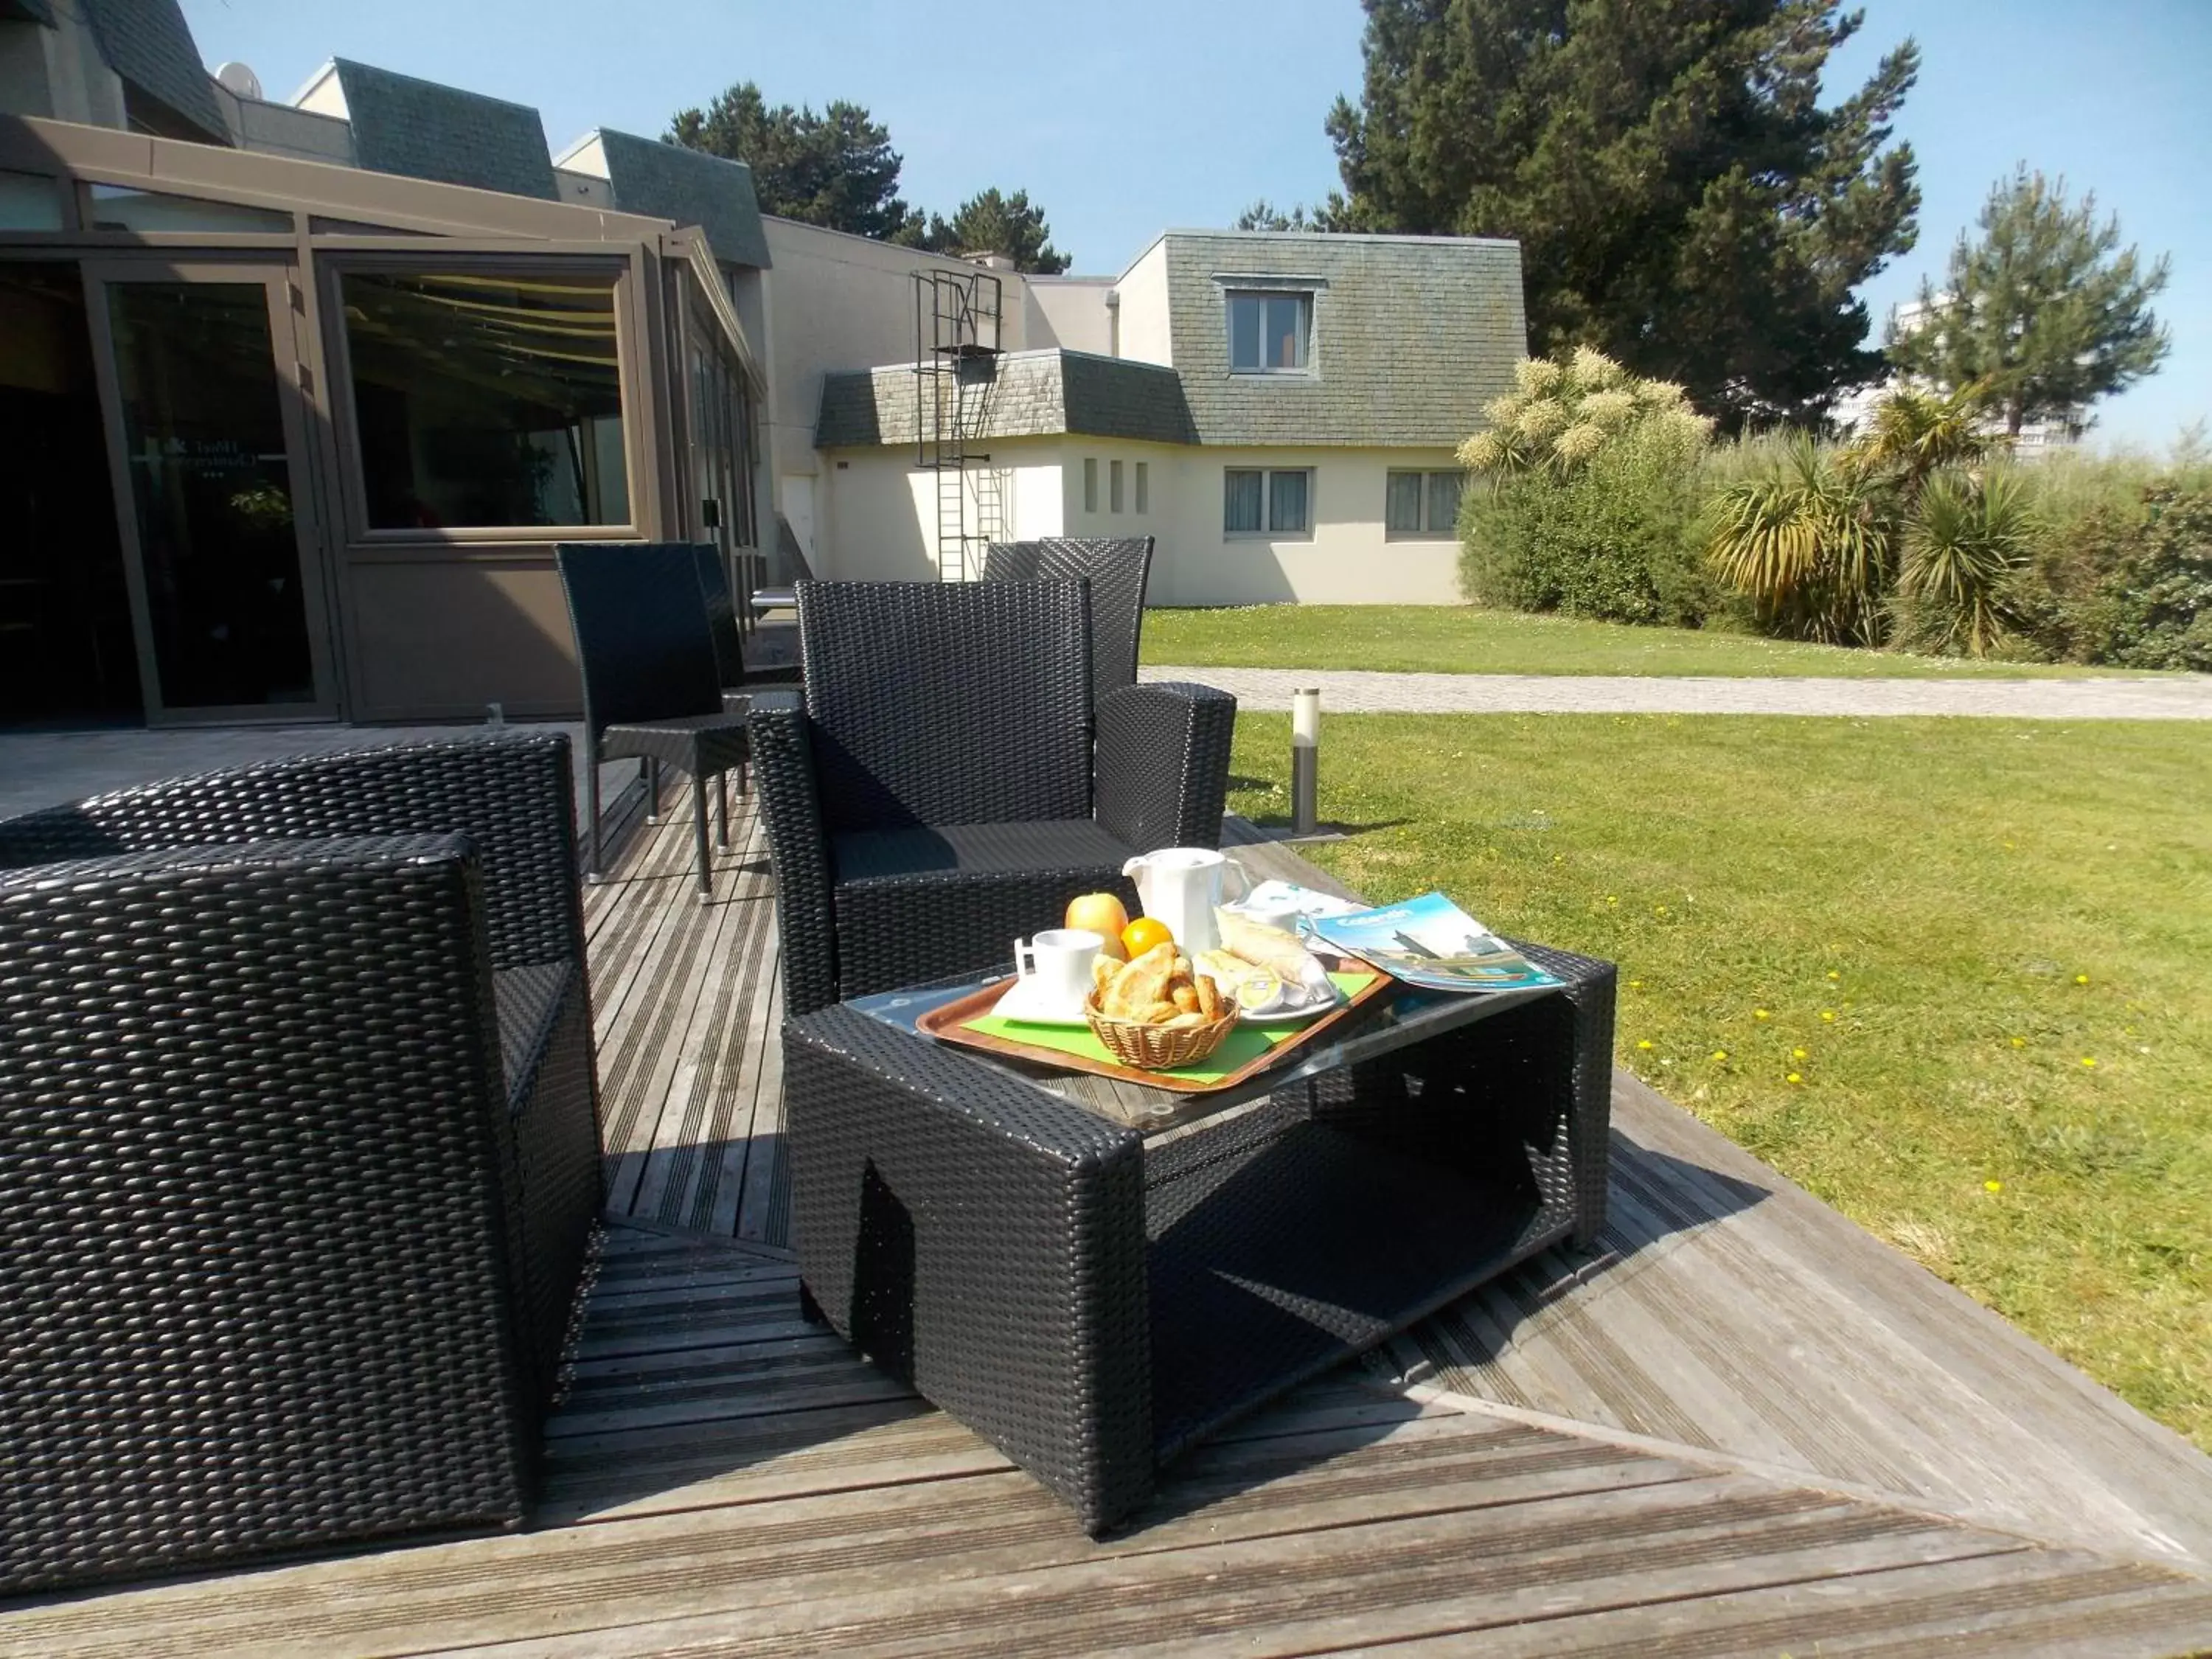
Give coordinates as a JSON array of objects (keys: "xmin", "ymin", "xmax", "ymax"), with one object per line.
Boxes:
[{"xmin": 1290, "ymin": 687, "xmax": 1320, "ymax": 837}]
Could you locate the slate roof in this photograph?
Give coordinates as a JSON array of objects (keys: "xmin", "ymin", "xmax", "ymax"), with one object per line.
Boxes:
[
  {"xmin": 1154, "ymin": 230, "xmax": 1526, "ymax": 447},
  {"xmin": 82, "ymin": 0, "xmax": 226, "ymax": 142},
  {"xmin": 591, "ymin": 130, "xmax": 771, "ymax": 268},
  {"xmin": 815, "ymin": 349, "xmax": 1195, "ymax": 449},
  {"xmin": 332, "ymin": 59, "xmax": 556, "ymax": 201},
  {"xmin": 6, "ymin": 1, "xmax": 58, "ymax": 27}
]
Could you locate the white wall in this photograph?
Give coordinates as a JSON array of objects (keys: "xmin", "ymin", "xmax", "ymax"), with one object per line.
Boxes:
[
  {"xmin": 758, "ymin": 217, "xmax": 1034, "ymax": 491},
  {"xmin": 1058, "ymin": 442, "xmax": 1467, "ymax": 605},
  {"xmin": 1115, "ymin": 237, "xmax": 1172, "ymax": 366},
  {"xmin": 1024, "ymin": 277, "xmax": 1113, "ymax": 355},
  {"xmin": 815, "ymin": 439, "xmax": 1065, "ymax": 582}
]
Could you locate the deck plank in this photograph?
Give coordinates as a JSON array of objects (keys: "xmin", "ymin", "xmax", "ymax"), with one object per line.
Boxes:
[{"xmin": 10, "ymin": 802, "xmax": 2211, "ymax": 1655}]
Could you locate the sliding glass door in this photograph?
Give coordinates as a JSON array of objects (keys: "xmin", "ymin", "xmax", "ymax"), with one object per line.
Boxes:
[{"xmin": 86, "ymin": 260, "xmax": 340, "ymax": 721}]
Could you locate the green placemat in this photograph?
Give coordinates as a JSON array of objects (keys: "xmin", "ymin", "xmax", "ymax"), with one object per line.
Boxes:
[{"xmin": 964, "ymin": 971, "xmax": 1375, "ymax": 1085}]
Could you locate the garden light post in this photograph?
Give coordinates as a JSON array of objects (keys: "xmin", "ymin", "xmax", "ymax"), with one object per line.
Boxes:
[{"xmin": 1291, "ymin": 687, "xmax": 1320, "ymax": 837}]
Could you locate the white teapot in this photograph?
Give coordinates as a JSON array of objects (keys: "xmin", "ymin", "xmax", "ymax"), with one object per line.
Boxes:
[{"xmin": 1121, "ymin": 847, "xmax": 1247, "ymax": 954}]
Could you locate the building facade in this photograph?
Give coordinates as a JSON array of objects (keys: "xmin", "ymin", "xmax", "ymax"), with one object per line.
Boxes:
[{"xmin": 0, "ymin": 0, "xmax": 1528, "ymax": 731}]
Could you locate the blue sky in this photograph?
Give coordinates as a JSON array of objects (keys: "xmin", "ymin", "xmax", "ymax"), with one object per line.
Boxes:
[{"xmin": 178, "ymin": 0, "xmax": 2208, "ymax": 446}]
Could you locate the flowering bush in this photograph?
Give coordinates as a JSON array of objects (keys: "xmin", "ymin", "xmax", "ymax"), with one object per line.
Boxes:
[{"xmin": 1458, "ymin": 349, "xmax": 1725, "ymax": 625}]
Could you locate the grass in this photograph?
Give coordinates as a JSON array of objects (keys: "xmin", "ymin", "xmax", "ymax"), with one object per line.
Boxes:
[
  {"xmin": 1144, "ymin": 605, "xmax": 2160, "ymax": 678},
  {"xmin": 1225, "ymin": 712, "xmax": 2212, "ymax": 1450}
]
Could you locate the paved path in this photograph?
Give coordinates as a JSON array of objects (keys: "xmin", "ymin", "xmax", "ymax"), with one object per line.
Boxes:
[{"xmin": 1144, "ymin": 666, "xmax": 2212, "ymax": 720}]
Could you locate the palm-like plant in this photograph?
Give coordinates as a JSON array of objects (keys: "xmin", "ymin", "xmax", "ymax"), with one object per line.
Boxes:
[
  {"xmin": 1705, "ymin": 435, "xmax": 1895, "ymax": 644},
  {"xmin": 1843, "ymin": 383, "xmax": 2001, "ymax": 504},
  {"xmin": 1896, "ymin": 467, "xmax": 2038, "ymax": 657}
]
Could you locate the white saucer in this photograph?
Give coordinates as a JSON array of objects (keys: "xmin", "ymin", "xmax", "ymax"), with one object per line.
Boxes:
[
  {"xmin": 992, "ymin": 975, "xmax": 1090, "ymax": 1026},
  {"xmin": 1237, "ymin": 986, "xmax": 1345, "ymax": 1026}
]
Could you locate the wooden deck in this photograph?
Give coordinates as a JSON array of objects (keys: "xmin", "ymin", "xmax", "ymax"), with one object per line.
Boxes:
[{"xmin": 7, "ymin": 789, "xmax": 2211, "ymax": 1656}]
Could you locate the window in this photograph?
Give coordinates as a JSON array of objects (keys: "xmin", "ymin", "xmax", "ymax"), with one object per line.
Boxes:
[
  {"xmin": 0, "ymin": 170, "xmax": 63, "ymax": 230},
  {"xmin": 1135, "ymin": 462, "xmax": 1149, "ymax": 514},
  {"xmin": 1226, "ymin": 290, "xmax": 1312, "ymax": 373},
  {"xmin": 83, "ymin": 183, "xmax": 291, "ymax": 234},
  {"xmin": 1109, "ymin": 458, "xmax": 1124, "ymax": 513},
  {"xmin": 1225, "ymin": 467, "xmax": 1314, "ymax": 537},
  {"xmin": 1386, "ymin": 470, "xmax": 1465, "ymax": 538},
  {"xmin": 1083, "ymin": 456, "xmax": 1099, "ymax": 513},
  {"xmin": 342, "ymin": 269, "xmax": 630, "ymax": 529}
]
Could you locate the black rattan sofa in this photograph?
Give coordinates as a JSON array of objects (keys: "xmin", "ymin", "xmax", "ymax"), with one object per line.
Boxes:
[
  {"xmin": 0, "ymin": 732, "xmax": 602, "ymax": 1596},
  {"xmin": 750, "ymin": 579, "xmax": 1236, "ymax": 1015}
]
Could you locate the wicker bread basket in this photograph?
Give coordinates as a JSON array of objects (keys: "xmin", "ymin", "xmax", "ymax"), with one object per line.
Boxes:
[{"xmin": 1084, "ymin": 990, "xmax": 1240, "ymax": 1071}]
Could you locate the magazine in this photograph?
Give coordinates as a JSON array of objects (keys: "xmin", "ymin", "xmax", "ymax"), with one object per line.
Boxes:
[{"xmin": 1304, "ymin": 892, "xmax": 1561, "ymax": 994}]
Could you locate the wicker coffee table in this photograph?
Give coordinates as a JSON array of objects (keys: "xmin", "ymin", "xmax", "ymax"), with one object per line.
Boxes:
[{"xmin": 781, "ymin": 939, "xmax": 1615, "ymax": 1534}]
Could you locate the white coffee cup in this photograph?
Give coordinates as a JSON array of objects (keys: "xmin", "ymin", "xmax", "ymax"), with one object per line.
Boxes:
[{"xmin": 1015, "ymin": 928, "xmax": 1104, "ymax": 1009}]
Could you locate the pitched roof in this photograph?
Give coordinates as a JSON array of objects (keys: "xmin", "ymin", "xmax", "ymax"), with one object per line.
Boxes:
[
  {"xmin": 331, "ymin": 59, "xmax": 556, "ymax": 201},
  {"xmin": 1158, "ymin": 230, "xmax": 1527, "ymax": 447},
  {"xmin": 591, "ymin": 130, "xmax": 771, "ymax": 268},
  {"xmin": 81, "ymin": 0, "xmax": 226, "ymax": 142},
  {"xmin": 815, "ymin": 349, "xmax": 1196, "ymax": 450}
]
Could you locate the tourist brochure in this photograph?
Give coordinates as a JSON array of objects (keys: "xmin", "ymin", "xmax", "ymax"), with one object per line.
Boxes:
[{"xmin": 1304, "ymin": 891, "xmax": 1562, "ymax": 994}]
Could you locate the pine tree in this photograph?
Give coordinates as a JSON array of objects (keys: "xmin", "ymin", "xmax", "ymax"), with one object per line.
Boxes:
[
  {"xmin": 1888, "ymin": 166, "xmax": 2171, "ymax": 437},
  {"xmin": 1325, "ymin": 0, "xmax": 1922, "ymax": 428},
  {"xmin": 900, "ymin": 188, "xmax": 1072, "ymax": 274},
  {"xmin": 668, "ymin": 83, "xmax": 917, "ymax": 241}
]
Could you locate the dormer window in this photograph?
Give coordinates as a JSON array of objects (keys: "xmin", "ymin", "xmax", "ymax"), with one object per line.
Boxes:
[{"xmin": 1226, "ymin": 291, "xmax": 1311, "ymax": 373}]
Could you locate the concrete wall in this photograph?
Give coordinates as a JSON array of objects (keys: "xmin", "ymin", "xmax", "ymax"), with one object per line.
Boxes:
[
  {"xmin": 1024, "ymin": 277, "xmax": 1113, "ymax": 355},
  {"xmin": 815, "ymin": 439, "xmax": 1065, "ymax": 582},
  {"xmin": 1116, "ymin": 237, "xmax": 1172, "ymax": 366},
  {"xmin": 821, "ymin": 434, "xmax": 1467, "ymax": 605},
  {"xmin": 759, "ymin": 217, "xmax": 1035, "ymax": 490},
  {"xmin": 1055, "ymin": 439, "xmax": 1467, "ymax": 605},
  {"xmin": 218, "ymin": 85, "xmax": 355, "ymax": 166}
]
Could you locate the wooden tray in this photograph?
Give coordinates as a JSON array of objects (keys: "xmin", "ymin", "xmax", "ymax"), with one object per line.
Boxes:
[{"xmin": 917, "ymin": 963, "xmax": 1391, "ymax": 1094}]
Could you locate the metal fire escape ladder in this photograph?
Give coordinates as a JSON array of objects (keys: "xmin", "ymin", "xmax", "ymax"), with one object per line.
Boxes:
[{"xmin": 914, "ymin": 268, "xmax": 1005, "ymax": 581}]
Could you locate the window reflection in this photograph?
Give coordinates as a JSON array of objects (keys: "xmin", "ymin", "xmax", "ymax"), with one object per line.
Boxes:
[{"xmin": 341, "ymin": 270, "xmax": 629, "ymax": 529}]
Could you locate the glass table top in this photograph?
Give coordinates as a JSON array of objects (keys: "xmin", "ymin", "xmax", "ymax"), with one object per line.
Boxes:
[{"xmin": 847, "ymin": 961, "xmax": 1562, "ymax": 1138}]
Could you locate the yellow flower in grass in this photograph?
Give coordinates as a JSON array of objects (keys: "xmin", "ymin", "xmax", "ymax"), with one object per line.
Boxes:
[
  {"xmin": 2010, "ymin": 1037, "xmax": 2026, "ymax": 1048},
  {"xmin": 1786, "ymin": 1072, "xmax": 1803, "ymax": 1085},
  {"xmin": 1821, "ymin": 1010, "xmax": 1837, "ymax": 1022},
  {"xmin": 2081, "ymin": 1057, "xmax": 2097, "ymax": 1068},
  {"xmin": 1711, "ymin": 1049, "xmax": 1728, "ymax": 1062},
  {"xmin": 1984, "ymin": 1179, "xmax": 2003, "ymax": 1194},
  {"xmin": 1792, "ymin": 1047, "xmax": 1808, "ymax": 1060},
  {"xmin": 1753, "ymin": 1008, "xmax": 1770, "ymax": 1020},
  {"xmin": 1636, "ymin": 1040, "xmax": 1654, "ymax": 1051},
  {"xmin": 1827, "ymin": 970, "xmax": 1840, "ymax": 981},
  {"xmin": 2074, "ymin": 973, "xmax": 2090, "ymax": 986}
]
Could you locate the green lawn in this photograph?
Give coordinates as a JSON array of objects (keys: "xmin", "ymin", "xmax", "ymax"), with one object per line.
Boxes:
[
  {"xmin": 1225, "ymin": 713, "xmax": 2212, "ymax": 1450},
  {"xmin": 1145, "ymin": 605, "xmax": 2153, "ymax": 678}
]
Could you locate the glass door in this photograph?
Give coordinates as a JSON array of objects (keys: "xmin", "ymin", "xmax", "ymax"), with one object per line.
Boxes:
[{"xmin": 86, "ymin": 260, "xmax": 339, "ymax": 721}]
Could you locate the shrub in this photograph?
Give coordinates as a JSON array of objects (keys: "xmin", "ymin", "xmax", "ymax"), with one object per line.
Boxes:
[
  {"xmin": 1703, "ymin": 434, "xmax": 1895, "ymax": 645},
  {"xmin": 1892, "ymin": 468, "xmax": 2039, "ymax": 657},
  {"xmin": 1457, "ymin": 348, "xmax": 1721, "ymax": 625},
  {"xmin": 2065, "ymin": 484, "xmax": 2212, "ymax": 669}
]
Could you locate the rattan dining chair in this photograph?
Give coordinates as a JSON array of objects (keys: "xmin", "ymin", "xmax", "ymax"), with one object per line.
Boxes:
[
  {"xmin": 983, "ymin": 536, "xmax": 1155, "ymax": 709},
  {"xmin": 692, "ymin": 541, "xmax": 799, "ymax": 716},
  {"xmin": 555, "ymin": 542, "xmax": 750, "ymax": 897}
]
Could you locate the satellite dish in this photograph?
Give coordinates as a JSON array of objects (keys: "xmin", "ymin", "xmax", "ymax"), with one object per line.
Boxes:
[{"xmin": 215, "ymin": 62, "xmax": 264, "ymax": 101}]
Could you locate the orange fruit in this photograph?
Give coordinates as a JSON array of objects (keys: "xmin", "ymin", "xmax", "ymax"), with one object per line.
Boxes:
[{"xmin": 1121, "ymin": 917, "xmax": 1174, "ymax": 959}]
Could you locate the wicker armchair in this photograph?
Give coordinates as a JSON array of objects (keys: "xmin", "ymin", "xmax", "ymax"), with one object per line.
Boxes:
[
  {"xmin": 751, "ymin": 580, "xmax": 1236, "ymax": 1015},
  {"xmin": 557, "ymin": 542, "xmax": 751, "ymax": 896},
  {"xmin": 984, "ymin": 536, "xmax": 1155, "ymax": 708},
  {"xmin": 0, "ymin": 733, "xmax": 602, "ymax": 1595}
]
